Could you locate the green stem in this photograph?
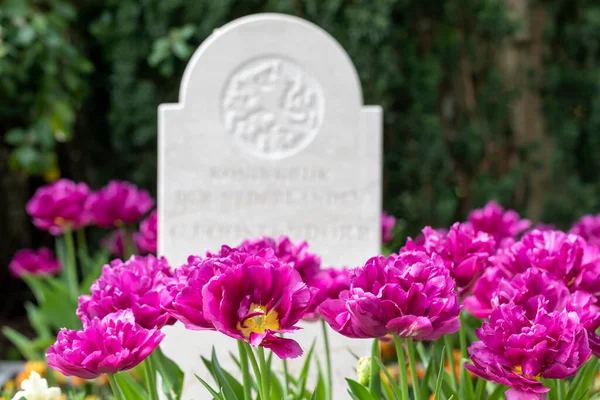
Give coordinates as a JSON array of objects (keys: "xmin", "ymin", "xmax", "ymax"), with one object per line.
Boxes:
[
  {"xmin": 121, "ymin": 227, "xmax": 136, "ymax": 259},
  {"xmin": 443, "ymin": 335, "xmax": 458, "ymax": 390},
  {"xmin": 282, "ymin": 356, "xmax": 289, "ymax": 399},
  {"xmin": 63, "ymin": 228, "xmax": 79, "ymax": 299},
  {"xmin": 406, "ymin": 338, "xmax": 421, "ymax": 400},
  {"xmin": 257, "ymin": 347, "xmax": 270, "ymax": 400},
  {"xmin": 76, "ymin": 228, "xmax": 89, "ymax": 264},
  {"xmin": 474, "ymin": 377, "xmax": 486, "ymax": 400},
  {"xmin": 244, "ymin": 343, "xmax": 263, "ymax": 400},
  {"xmin": 557, "ymin": 379, "xmax": 565, "ymax": 400},
  {"xmin": 321, "ymin": 319, "xmax": 333, "ymax": 400},
  {"xmin": 143, "ymin": 355, "xmax": 159, "ymax": 400},
  {"xmin": 107, "ymin": 374, "xmax": 123, "ymax": 400},
  {"xmin": 238, "ymin": 341, "xmax": 252, "ymax": 400},
  {"xmin": 393, "ymin": 335, "xmax": 409, "ymax": 400},
  {"xmin": 369, "ymin": 338, "xmax": 381, "ymax": 399},
  {"xmin": 459, "ymin": 313, "xmax": 469, "ymax": 358}
]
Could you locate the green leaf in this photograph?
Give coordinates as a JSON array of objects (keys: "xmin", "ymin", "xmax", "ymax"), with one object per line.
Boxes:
[
  {"xmin": 25, "ymin": 302, "xmax": 51, "ymax": 338},
  {"xmin": 374, "ymin": 358, "xmax": 401, "ymax": 400},
  {"xmin": 114, "ymin": 371, "xmax": 148, "ymax": 399},
  {"xmin": 294, "ymin": 341, "xmax": 316, "ymax": 399},
  {"xmin": 567, "ymin": 357, "xmax": 599, "ymax": 399},
  {"xmin": 433, "ymin": 348, "xmax": 446, "ymax": 400},
  {"xmin": 2, "ymin": 326, "xmax": 40, "ymax": 360},
  {"xmin": 487, "ymin": 384, "xmax": 506, "ymax": 400},
  {"xmin": 346, "ymin": 379, "xmax": 376, "ymax": 400},
  {"xmin": 153, "ymin": 348, "xmax": 184, "ymax": 400},
  {"xmin": 195, "ymin": 374, "xmax": 224, "ymax": 400}
]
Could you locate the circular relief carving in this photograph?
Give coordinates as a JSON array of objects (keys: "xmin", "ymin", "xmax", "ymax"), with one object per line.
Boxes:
[{"xmin": 222, "ymin": 57, "xmax": 325, "ymax": 159}]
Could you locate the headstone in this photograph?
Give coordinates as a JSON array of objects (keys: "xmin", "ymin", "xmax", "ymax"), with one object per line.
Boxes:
[{"xmin": 158, "ymin": 13, "xmax": 382, "ymax": 399}]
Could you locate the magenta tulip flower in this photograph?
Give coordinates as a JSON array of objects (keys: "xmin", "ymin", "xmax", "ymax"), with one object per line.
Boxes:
[
  {"xmin": 86, "ymin": 180, "xmax": 154, "ymax": 227},
  {"xmin": 202, "ymin": 252, "xmax": 316, "ymax": 359},
  {"xmin": 467, "ymin": 201, "xmax": 530, "ymax": 248},
  {"xmin": 26, "ymin": 179, "xmax": 91, "ymax": 235},
  {"xmin": 381, "ymin": 212, "xmax": 396, "ymax": 243},
  {"xmin": 405, "ymin": 223, "xmax": 495, "ymax": 289},
  {"xmin": 303, "ymin": 267, "xmax": 351, "ymax": 321},
  {"xmin": 9, "ymin": 248, "xmax": 62, "ymax": 278},
  {"xmin": 570, "ymin": 214, "xmax": 600, "ymax": 247},
  {"xmin": 134, "ymin": 210, "xmax": 157, "ymax": 254},
  {"xmin": 46, "ymin": 309, "xmax": 164, "ymax": 378},
  {"xmin": 238, "ymin": 236, "xmax": 321, "ymax": 283},
  {"xmin": 466, "ymin": 300, "xmax": 591, "ymax": 400},
  {"xmin": 77, "ymin": 255, "xmax": 175, "ymax": 329},
  {"xmin": 320, "ymin": 251, "xmax": 460, "ymax": 341}
]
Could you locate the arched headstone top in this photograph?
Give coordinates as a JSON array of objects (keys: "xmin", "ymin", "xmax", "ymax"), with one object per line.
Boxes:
[{"xmin": 178, "ymin": 13, "xmax": 364, "ymax": 109}]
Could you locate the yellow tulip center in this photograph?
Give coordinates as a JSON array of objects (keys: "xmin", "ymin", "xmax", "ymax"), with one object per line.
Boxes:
[
  {"xmin": 237, "ymin": 304, "xmax": 280, "ymax": 338},
  {"xmin": 513, "ymin": 365, "xmax": 540, "ymax": 380}
]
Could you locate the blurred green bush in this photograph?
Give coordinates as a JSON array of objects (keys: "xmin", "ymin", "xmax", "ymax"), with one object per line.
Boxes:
[{"xmin": 1, "ymin": 0, "xmax": 600, "ymax": 246}]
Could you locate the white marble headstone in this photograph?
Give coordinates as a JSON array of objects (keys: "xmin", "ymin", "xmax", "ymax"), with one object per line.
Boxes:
[{"xmin": 158, "ymin": 13, "xmax": 382, "ymax": 399}]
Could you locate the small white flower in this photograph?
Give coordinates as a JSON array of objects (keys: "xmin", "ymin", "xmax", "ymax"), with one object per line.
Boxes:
[{"xmin": 11, "ymin": 371, "xmax": 61, "ymax": 400}]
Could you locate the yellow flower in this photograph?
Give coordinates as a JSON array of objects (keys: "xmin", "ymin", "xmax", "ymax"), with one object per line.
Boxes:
[
  {"xmin": 85, "ymin": 396, "xmax": 97, "ymax": 400},
  {"xmin": 2, "ymin": 379, "xmax": 15, "ymax": 393},
  {"xmin": 23, "ymin": 361, "xmax": 47, "ymax": 377}
]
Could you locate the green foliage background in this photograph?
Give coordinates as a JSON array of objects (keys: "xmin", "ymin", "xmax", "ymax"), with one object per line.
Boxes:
[{"xmin": 1, "ymin": 0, "xmax": 600, "ymax": 252}]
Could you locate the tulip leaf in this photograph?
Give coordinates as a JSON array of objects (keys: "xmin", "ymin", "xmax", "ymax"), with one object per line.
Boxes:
[
  {"xmin": 195, "ymin": 374, "xmax": 224, "ymax": 400},
  {"xmin": 294, "ymin": 340, "xmax": 316, "ymax": 399},
  {"xmin": 153, "ymin": 347, "xmax": 184, "ymax": 400},
  {"xmin": 2, "ymin": 326, "xmax": 40, "ymax": 360},
  {"xmin": 24, "ymin": 302, "xmax": 51, "ymax": 338},
  {"xmin": 433, "ymin": 347, "xmax": 446, "ymax": 400},
  {"xmin": 487, "ymin": 384, "xmax": 506, "ymax": 400},
  {"xmin": 346, "ymin": 379, "xmax": 375, "ymax": 400},
  {"xmin": 114, "ymin": 371, "xmax": 148, "ymax": 400},
  {"xmin": 567, "ymin": 357, "xmax": 599, "ymax": 400},
  {"xmin": 269, "ymin": 371, "xmax": 284, "ymax": 400},
  {"xmin": 375, "ymin": 358, "xmax": 401, "ymax": 400}
]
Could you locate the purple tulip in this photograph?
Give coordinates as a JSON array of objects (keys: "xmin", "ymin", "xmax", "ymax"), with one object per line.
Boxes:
[
  {"xmin": 466, "ymin": 300, "xmax": 591, "ymax": 400},
  {"xmin": 381, "ymin": 212, "xmax": 396, "ymax": 243},
  {"xmin": 238, "ymin": 236, "xmax": 321, "ymax": 283},
  {"xmin": 405, "ymin": 223, "xmax": 495, "ymax": 289},
  {"xmin": 100, "ymin": 230, "xmax": 125, "ymax": 258},
  {"xmin": 46, "ymin": 309, "xmax": 164, "ymax": 378},
  {"xmin": 319, "ymin": 251, "xmax": 460, "ymax": 341},
  {"xmin": 26, "ymin": 179, "xmax": 91, "ymax": 235},
  {"xmin": 202, "ymin": 252, "xmax": 316, "ymax": 359},
  {"xmin": 491, "ymin": 268, "xmax": 570, "ymax": 313},
  {"xmin": 165, "ymin": 251, "xmax": 245, "ymax": 331},
  {"xmin": 77, "ymin": 255, "xmax": 175, "ymax": 329},
  {"xmin": 565, "ymin": 291, "xmax": 600, "ymax": 357},
  {"xmin": 303, "ymin": 267, "xmax": 351, "ymax": 321},
  {"xmin": 134, "ymin": 210, "xmax": 157, "ymax": 254},
  {"xmin": 467, "ymin": 201, "xmax": 530, "ymax": 248},
  {"xmin": 462, "ymin": 267, "xmax": 510, "ymax": 319},
  {"xmin": 9, "ymin": 248, "xmax": 62, "ymax": 278},
  {"xmin": 86, "ymin": 180, "xmax": 154, "ymax": 227},
  {"xmin": 570, "ymin": 214, "xmax": 600, "ymax": 247}
]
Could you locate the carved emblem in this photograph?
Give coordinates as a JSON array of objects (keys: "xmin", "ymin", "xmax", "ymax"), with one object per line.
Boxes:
[{"xmin": 222, "ymin": 57, "xmax": 324, "ymax": 159}]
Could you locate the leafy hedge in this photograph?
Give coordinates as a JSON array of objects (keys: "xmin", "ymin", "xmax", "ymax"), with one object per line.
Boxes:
[{"xmin": 1, "ymin": 0, "xmax": 600, "ymax": 246}]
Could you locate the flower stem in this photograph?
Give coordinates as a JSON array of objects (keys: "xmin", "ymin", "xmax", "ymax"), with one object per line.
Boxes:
[
  {"xmin": 393, "ymin": 335, "xmax": 409, "ymax": 400},
  {"xmin": 76, "ymin": 228, "xmax": 89, "ymax": 265},
  {"xmin": 459, "ymin": 312, "xmax": 469, "ymax": 358},
  {"xmin": 238, "ymin": 341, "xmax": 252, "ymax": 400},
  {"xmin": 282, "ymin": 356, "xmax": 289, "ymax": 399},
  {"xmin": 321, "ymin": 319, "xmax": 333, "ymax": 400},
  {"xmin": 257, "ymin": 346, "xmax": 270, "ymax": 400},
  {"xmin": 143, "ymin": 356, "xmax": 159, "ymax": 400},
  {"xmin": 406, "ymin": 338, "xmax": 421, "ymax": 400},
  {"xmin": 369, "ymin": 338, "xmax": 381, "ymax": 398},
  {"xmin": 107, "ymin": 374, "xmax": 123, "ymax": 400},
  {"xmin": 63, "ymin": 228, "xmax": 79, "ymax": 299},
  {"xmin": 557, "ymin": 379, "xmax": 565, "ymax": 400},
  {"xmin": 443, "ymin": 335, "xmax": 458, "ymax": 390},
  {"xmin": 244, "ymin": 343, "xmax": 263, "ymax": 400}
]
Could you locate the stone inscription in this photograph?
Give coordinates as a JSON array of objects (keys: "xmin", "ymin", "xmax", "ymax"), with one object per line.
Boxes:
[{"xmin": 222, "ymin": 57, "xmax": 325, "ymax": 159}]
